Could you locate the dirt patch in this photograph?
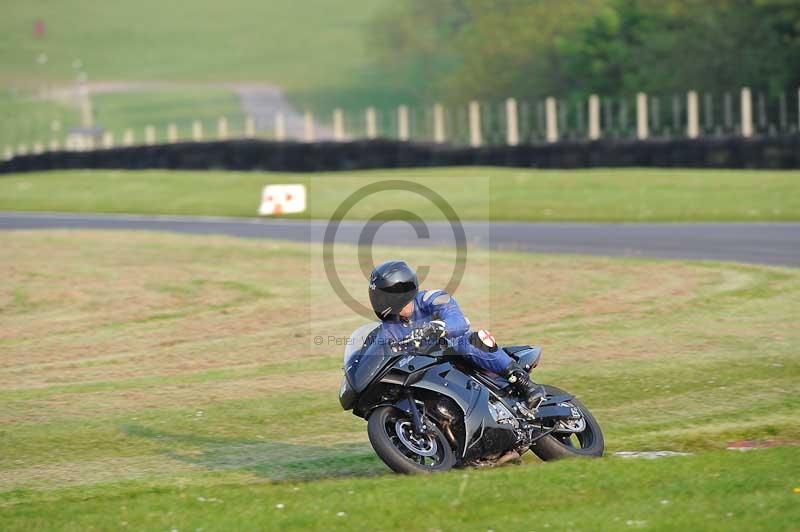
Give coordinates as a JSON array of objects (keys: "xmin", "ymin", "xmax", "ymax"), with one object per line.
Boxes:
[
  {"xmin": 0, "ymin": 455, "xmax": 202, "ymax": 492},
  {"xmin": 726, "ymin": 439, "xmax": 799, "ymax": 451},
  {"xmin": 2, "ymin": 369, "xmax": 342, "ymax": 424},
  {"xmin": 0, "ymin": 231, "xmax": 311, "ymax": 384}
]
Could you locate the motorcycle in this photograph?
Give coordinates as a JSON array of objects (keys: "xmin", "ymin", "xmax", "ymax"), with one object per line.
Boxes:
[{"xmin": 339, "ymin": 322, "xmax": 604, "ymax": 473}]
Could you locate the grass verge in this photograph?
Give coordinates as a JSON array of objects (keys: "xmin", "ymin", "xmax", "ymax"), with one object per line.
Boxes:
[{"xmin": 1, "ymin": 167, "xmax": 799, "ymax": 221}]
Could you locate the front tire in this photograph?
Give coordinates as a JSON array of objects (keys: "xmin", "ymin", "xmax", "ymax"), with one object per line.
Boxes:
[
  {"xmin": 531, "ymin": 385, "xmax": 604, "ymax": 461},
  {"xmin": 367, "ymin": 406, "xmax": 456, "ymax": 474}
]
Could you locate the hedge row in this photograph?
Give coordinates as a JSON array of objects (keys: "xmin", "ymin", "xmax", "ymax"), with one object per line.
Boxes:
[{"xmin": 1, "ymin": 136, "xmax": 798, "ymax": 174}]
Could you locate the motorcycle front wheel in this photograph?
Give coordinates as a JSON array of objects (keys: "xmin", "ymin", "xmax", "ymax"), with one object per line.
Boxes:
[
  {"xmin": 367, "ymin": 405, "xmax": 456, "ymax": 474},
  {"xmin": 530, "ymin": 385, "xmax": 605, "ymax": 461}
]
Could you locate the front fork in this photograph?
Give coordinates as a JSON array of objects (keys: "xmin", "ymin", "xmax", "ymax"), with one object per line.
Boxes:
[
  {"xmin": 390, "ymin": 389, "xmax": 429, "ymax": 436},
  {"xmin": 405, "ymin": 389, "xmax": 429, "ymax": 435}
]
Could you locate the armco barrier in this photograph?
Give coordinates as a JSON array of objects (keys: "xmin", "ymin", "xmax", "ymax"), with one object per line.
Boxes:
[{"xmin": 1, "ymin": 136, "xmax": 798, "ymax": 174}]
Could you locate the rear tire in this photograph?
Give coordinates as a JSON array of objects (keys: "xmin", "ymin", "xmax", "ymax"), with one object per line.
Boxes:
[
  {"xmin": 367, "ymin": 406, "xmax": 456, "ymax": 474},
  {"xmin": 531, "ymin": 385, "xmax": 604, "ymax": 461}
]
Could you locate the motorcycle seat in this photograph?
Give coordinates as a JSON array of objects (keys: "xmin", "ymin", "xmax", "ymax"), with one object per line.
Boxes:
[
  {"xmin": 474, "ymin": 368, "xmax": 512, "ymax": 389},
  {"xmin": 503, "ymin": 345, "xmax": 533, "ymax": 359}
]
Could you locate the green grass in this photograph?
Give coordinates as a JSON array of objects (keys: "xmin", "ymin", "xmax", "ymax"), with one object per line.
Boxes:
[
  {"xmin": 0, "ymin": 1, "xmax": 410, "ymax": 147},
  {"xmin": 0, "ymin": 88, "xmax": 246, "ymax": 148},
  {"xmin": 0, "ymin": 0, "xmax": 403, "ymax": 114},
  {"xmin": 0, "ymin": 1, "xmax": 390, "ymax": 92},
  {"xmin": 0, "ymin": 90, "xmax": 79, "ymax": 149},
  {"xmin": 2, "ymin": 448, "xmax": 798, "ymax": 531},
  {"xmin": 91, "ymin": 89, "xmax": 245, "ymax": 144},
  {"xmin": 0, "ymin": 230, "xmax": 798, "ymax": 529},
  {"xmin": 1, "ymin": 167, "xmax": 799, "ymax": 221}
]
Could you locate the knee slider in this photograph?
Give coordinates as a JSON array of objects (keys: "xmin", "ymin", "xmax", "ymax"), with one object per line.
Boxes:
[{"xmin": 469, "ymin": 329, "xmax": 498, "ymax": 352}]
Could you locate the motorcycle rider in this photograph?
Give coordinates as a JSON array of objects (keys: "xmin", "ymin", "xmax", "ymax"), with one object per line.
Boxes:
[{"xmin": 368, "ymin": 259, "xmax": 543, "ymax": 408}]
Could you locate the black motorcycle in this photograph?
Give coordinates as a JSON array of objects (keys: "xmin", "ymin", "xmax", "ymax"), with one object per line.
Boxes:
[{"xmin": 339, "ymin": 322, "xmax": 604, "ymax": 473}]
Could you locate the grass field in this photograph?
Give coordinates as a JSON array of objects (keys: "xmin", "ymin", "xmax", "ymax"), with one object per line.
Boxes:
[
  {"xmin": 0, "ymin": 0, "xmax": 403, "ymax": 147},
  {"xmin": 1, "ymin": 87, "xmax": 248, "ymax": 148},
  {"xmin": 0, "ymin": 230, "xmax": 798, "ymax": 529},
  {"xmin": 91, "ymin": 89, "xmax": 245, "ymax": 144},
  {"xmin": 0, "ymin": 1, "xmax": 390, "ymax": 91},
  {"xmin": 0, "ymin": 0, "xmax": 402, "ymax": 125},
  {"xmin": 0, "ymin": 90, "xmax": 79, "ymax": 149},
  {"xmin": 1, "ymin": 167, "xmax": 799, "ymax": 221}
]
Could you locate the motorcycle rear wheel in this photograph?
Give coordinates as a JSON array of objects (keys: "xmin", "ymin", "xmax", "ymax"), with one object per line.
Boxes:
[
  {"xmin": 367, "ymin": 405, "xmax": 456, "ymax": 474},
  {"xmin": 530, "ymin": 385, "xmax": 604, "ymax": 461}
]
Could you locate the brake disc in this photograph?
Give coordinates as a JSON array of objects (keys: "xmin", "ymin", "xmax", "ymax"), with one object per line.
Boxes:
[{"xmin": 395, "ymin": 420, "xmax": 438, "ymax": 456}]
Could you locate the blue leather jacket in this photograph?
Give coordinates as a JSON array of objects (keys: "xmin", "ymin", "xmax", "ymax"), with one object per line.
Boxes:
[
  {"xmin": 377, "ymin": 289, "xmax": 513, "ymax": 373},
  {"xmin": 377, "ymin": 289, "xmax": 469, "ymax": 344}
]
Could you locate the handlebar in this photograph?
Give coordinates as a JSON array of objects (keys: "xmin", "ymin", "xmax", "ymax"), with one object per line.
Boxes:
[{"xmin": 390, "ymin": 323, "xmax": 446, "ymax": 354}]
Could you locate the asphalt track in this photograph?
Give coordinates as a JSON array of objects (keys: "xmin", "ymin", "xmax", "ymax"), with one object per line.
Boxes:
[{"xmin": 1, "ymin": 212, "xmax": 798, "ymax": 267}]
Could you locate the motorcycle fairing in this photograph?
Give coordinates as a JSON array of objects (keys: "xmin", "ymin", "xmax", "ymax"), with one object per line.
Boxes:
[
  {"xmin": 379, "ymin": 358, "xmax": 518, "ymax": 459},
  {"xmin": 342, "ymin": 326, "xmax": 393, "ymax": 394}
]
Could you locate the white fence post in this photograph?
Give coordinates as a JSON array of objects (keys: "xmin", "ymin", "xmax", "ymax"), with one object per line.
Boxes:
[
  {"xmin": 365, "ymin": 107, "xmax": 377, "ymax": 139},
  {"xmin": 145, "ymin": 125, "xmax": 156, "ymax": 145},
  {"xmin": 32, "ymin": 142, "xmax": 44, "ymax": 154},
  {"xmin": 217, "ymin": 117, "xmax": 228, "ymax": 140},
  {"xmin": 433, "ymin": 103, "xmax": 446, "ymax": 144},
  {"xmin": 545, "ymin": 97, "xmax": 558, "ymax": 143},
  {"xmin": 589, "ymin": 95, "xmax": 601, "ymax": 140},
  {"xmin": 741, "ymin": 87, "xmax": 753, "ymax": 138},
  {"xmin": 102, "ymin": 131, "xmax": 114, "ymax": 149},
  {"xmin": 636, "ymin": 92, "xmax": 649, "ymax": 140},
  {"xmin": 123, "ymin": 128, "xmax": 134, "ymax": 146},
  {"xmin": 245, "ymin": 116, "xmax": 256, "ymax": 138},
  {"xmin": 2, "ymin": 146, "xmax": 12, "ymax": 160},
  {"xmin": 687, "ymin": 91, "xmax": 700, "ymax": 139},
  {"xmin": 333, "ymin": 108, "xmax": 345, "ymax": 141},
  {"xmin": 192, "ymin": 121, "xmax": 203, "ymax": 141},
  {"xmin": 48, "ymin": 139, "xmax": 60, "ymax": 152},
  {"xmin": 304, "ymin": 111, "xmax": 314, "ymax": 142},
  {"xmin": 274, "ymin": 113, "xmax": 286, "ymax": 141},
  {"xmin": 505, "ymin": 98, "xmax": 519, "ymax": 146},
  {"xmin": 167, "ymin": 124, "xmax": 178, "ymax": 143},
  {"xmin": 17, "ymin": 144, "xmax": 29, "ymax": 156},
  {"xmin": 398, "ymin": 105, "xmax": 409, "ymax": 141},
  {"xmin": 79, "ymin": 83, "xmax": 93, "ymax": 127},
  {"xmin": 469, "ymin": 101, "xmax": 481, "ymax": 147}
]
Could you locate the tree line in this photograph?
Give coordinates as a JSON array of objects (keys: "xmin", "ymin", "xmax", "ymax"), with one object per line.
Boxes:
[{"xmin": 367, "ymin": 0, "xmax": 800, "ymax": 104}]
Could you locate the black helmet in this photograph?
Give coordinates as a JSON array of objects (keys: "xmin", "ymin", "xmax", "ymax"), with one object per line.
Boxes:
[{"xmin": 368, "ymin": 260, "xmax": 419, "ymax": 321}]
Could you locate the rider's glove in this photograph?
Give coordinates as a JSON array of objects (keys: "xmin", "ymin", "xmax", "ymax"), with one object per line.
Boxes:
[
  {"xmin": 390, "ymin": 321, "xmax": 446, "ymax": 352},
  {"xmin": 409, "ymin": 321, "xmax": 445, "ymax": 342},
  {"xmin": 428, "ymin": 320, "xmax": 446, "ymax": 338}
]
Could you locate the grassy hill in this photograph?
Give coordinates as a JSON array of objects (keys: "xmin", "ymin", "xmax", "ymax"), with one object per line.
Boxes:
[
  {"xmin": 0, "ymin": 230, "xmax": 798, "ymax": 529},
  {"xmin": 0, "ymin": 0, "xmax": 399, "ymax": 147},
  {"xmin": 0, "ymin": 1, "xmax": 389, "ymax": 91}
]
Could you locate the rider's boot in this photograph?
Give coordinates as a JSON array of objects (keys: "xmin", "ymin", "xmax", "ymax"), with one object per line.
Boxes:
[{"xmin": 500, "ymin": 361, "xmax": 545, "ymax": 409}]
